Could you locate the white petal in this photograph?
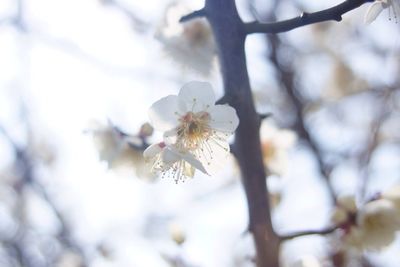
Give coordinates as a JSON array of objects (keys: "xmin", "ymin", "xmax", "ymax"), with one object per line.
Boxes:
[
  {"xmin": 162, "ymin": 147, "xmax": 181, "ymax": 164},
  {"xmin": 163, "ymin": 128, "xmax": 178, "ymax": 145},
  {"xmin": 178, "ymin": 81, "xmax": 216, "ymax": 112},
  {"xmin": 168, "ymin": 146, "xmax": 208, "ymax": 174},
  {"xmin": 208, "ymin": 104, "xmax": 239, "ymax": 133},
  {"xmin": 143, "ymin": 143, "xmax": 163, "ymax": 159},
  {"xmin": 201, "ymin": 139, "xmax": 230, "ymax": 174},
  {"xmin": 180, "ymin": 152, "xmax": 208, "ymax": 175},
  {"xmin": 364, "ymin": 1, "xmax": 385, "ymax": 24},
  {"xmin": 148, "ymin": 95, "xmax": 182, "ymax": 131}
]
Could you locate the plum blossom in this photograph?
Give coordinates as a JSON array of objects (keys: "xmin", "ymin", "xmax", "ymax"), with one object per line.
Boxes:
[
  {"xmin": 364, "ymin": 0, "xmax": 400, "ymax": 23},
  {"xmin": 143, "ymin": 142, "xmax": 207, "ymax": 183},
  {"xmin": 88, "ymin": 121, "xmax": 156, "ymax": 179},
  {"xmin": 331, "ymin": 195, "xmax": 400, "ymax": 251},
  {"xmin": 147, "ymin": 81, "xmax": 239, "ymax": 178}
]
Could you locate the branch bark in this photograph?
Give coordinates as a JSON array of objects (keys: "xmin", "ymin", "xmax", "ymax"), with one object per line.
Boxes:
[
  {"xmin": 204, "ymin": 1, "xmax": 280, "ymax": 266},
  {"xmin": 244, "ymin": 0, "xmax": 372, "ymax": 34}
]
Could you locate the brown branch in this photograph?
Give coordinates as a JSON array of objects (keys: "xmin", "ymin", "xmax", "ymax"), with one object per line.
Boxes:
[
  {"xmin": 244, "ymin": 0, "xmax": 372, "ymax": 34},
  {"xmin": 279, "ymin": 226, "xmax": 338, "ymax": 241},
  {"xmin": 204, "ymin": 0, "xmax": 280, "ymax": 266},
  {"xmin": 266, "ymin": 35, "xmax": 337, "ymax": 203},
  {"xmin": 179, "ymin": 9, "xmax": 206, "ymax": 23}
]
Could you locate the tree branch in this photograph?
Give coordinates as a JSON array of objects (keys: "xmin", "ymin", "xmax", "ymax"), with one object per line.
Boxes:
[
  {"xmin": 280, "ymin": 226, "xmax": 337, "ymax": 241},
  {"xmin": 244, "ymin": 0, "xmax": 372, "ymax": 34},
  {"xmin": 179, "ymin": 9, "xmax": 206, "ymax": 23},
  {"xmin": 204, "ymin": 0, "xmax": 280, "ymax": 266}
]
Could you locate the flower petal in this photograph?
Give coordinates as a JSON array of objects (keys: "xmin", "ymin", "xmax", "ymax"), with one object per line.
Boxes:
[
  {"xmin": 167, "ymin": 146, "xmax": 208, "ymax": 175},
  {"xmin": 143, "ymin": 143, "xmax": 163, "ymax": 159},
  {"xmin": 364, "ymin": 1, "xmax": 385, "ymax": 24},
  {"xmin": 162, "ymin": 147, "xmax": 181, "ymax": 164},
  {"xmin": 163, "ymin": 128, "xmax": 178, "ymax": 145},
  {"xmin": 178, "ymin": 81, "xmax": 216, "ymax": 112},
  {"xmin": 208, "ymin": 104, "xmax": 239, "ymax": 133},
  {"xmin": 148, "ymin": 95, "xmax": 182, "ymax": 131}
]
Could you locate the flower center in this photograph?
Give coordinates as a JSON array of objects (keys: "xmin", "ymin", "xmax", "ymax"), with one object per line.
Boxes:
[{"xmin": 177, "ymin": 111, "xmax": 210, "ymax": 150}]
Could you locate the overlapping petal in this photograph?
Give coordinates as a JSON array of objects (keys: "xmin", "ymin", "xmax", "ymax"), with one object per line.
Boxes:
[
  {"xmin": 178, "ymin": 81, "xmax": 216, "ymax": 112},
  {"xmin": 148, "ymin": 95, "xmax": 182, "ymax": 131},
  {"xmin": 365, "ymin": 1, "xmax": 386, "ymax": 23},
  {"xmin": 208, "ymin": 104, "xmax": 239, "ymax": 133}
]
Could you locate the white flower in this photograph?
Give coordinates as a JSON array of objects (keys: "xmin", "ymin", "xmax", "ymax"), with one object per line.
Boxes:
[
  {"xmin": 148, "ymin": 81, "xmax": 239, "ymax": 175},
  {"xmin": 143, "ymin": 142, "xmax": 207, "ymax": 183},
  {"xmin": 365, "ymin": 0, "xmax": 400, "ymax": 24},
  {"xmin": 357, "ymin": 199, "xmax": 399, "ymax": 250},
  {"xmin": 290, "ymin": 255, "xmax": 322, "ymax": 267},
  {"xmin": 382, "ymin": 185, "xmax": 400, "ymax": 228},
  {"xmin": 260, "ymin": 121, "xmax": 296, "ymax": 175},
  {"xmin": 88, "ymin": 121, "xmax": 155, "ymax": 179},
  {"xmin": 156, "ymin": 3, "xmax": 216, "ymax": 76}
]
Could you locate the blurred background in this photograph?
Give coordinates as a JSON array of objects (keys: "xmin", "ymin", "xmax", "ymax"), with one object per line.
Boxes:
[{"xmin": 0, "ymin": 0, "xmax": 399, "ymax": 266}]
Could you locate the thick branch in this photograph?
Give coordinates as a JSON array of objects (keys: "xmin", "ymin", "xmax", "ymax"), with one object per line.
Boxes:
[
  {"xmin": 205, "ymin": 0, "xmax": 280, "ymax": 266},
  {"xmin": 280, "ymin": 226, "xmax": 337, "ymax": 241},
  {"xmin": 245, "ymin": 0, "xmax": 371, "ymax": 34}
]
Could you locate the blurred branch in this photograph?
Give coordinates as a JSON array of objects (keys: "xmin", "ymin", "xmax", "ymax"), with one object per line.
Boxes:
[
  {"xmin": 279, "ymin": 226, "xmax": 337, "ymax": 241},
  {"xmin": 266, "ymin": 27, "xmax": 337, "ymax": 203},
  {"xmin": 244, "ymin": 0, "xmax": 371, "ymax": 34},
  {"xmin": 0, "ymin": 123, "xmax": 89, "ymax": 267},
  {"xmin": 359, "ymin": 90, "xmax": 393, "ymax": 199}
]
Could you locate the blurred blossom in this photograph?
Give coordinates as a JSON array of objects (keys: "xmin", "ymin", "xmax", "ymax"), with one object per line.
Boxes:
[
  {"xmin": 155, "ymin": 2, "xmax": 216, "ymax": 76},
  {"xmin": 56, "ymin": 251, "xmax": 83, "ymax": 267},
  {"xmin": 169, "ymin": 222, "xmax": 186, "ymax": 245},
  {"xmin": 260, "ymin": 120, "xmax": 297, "ymax": 176},
  {"xmin": 331, "ymin": 193, "xmax": 400, "ymax": 251},
  {"xmin": 88, "ymin": 121, "xmax": 155, "ymax": 179},
  {"xmin": 290, "ymin": 255, "xmax": 322, "ymax": 267},
  {"xmin": 365, "ymin": 0, "xmax": 400, "ymax": 23},
  {"xmin": 382, "ymin": 184, "xmax": 400, "ymax": 210},
  {"xmin": 147, "ymin": 81, "xmax": 239, "ymax": 179}
]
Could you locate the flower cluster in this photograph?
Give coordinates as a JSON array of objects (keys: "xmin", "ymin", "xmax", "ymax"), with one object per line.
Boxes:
[
  {"xmin": 331, "ymin": 187, "xmax": 400, "ymax": 251},
  {"xmin": 365, "ymin": 0, "xmax": 400, "ymax": 23},
  {"xmin": 144, "ymin": 81, "xmax": 239, "ymax": 183}
]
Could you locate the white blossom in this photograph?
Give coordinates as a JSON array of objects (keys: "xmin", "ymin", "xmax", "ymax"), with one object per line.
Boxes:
[
  {"xmin": 148, "ymin": 81, "xmax": 239, "ymax": 175},
  {"xmin": 155, "ymin": 3, "xmax": 216, "ymax": 76},
  {"xmin": 143, "ymin": 142, "xmax": 207, "ymax": 183},
  {"xmin": 357, "ymin": 199, "xmax": 400, "ymax": 250},
  {"xmin": 365, "ymin": 0, "xmax": 400, "ymax": 23},
  {"xmin": 88, "ymin": 121, "xmax": 155, "ymax": 179},
  {"xmin": 332, "ymin": 196, "xmax": 400, "ymax": 251},
  {"xmin": 260, "ymin": 121, "xmax": 296, "ymax": 175}
]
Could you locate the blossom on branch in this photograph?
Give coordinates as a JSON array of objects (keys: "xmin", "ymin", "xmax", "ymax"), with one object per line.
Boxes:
[
  {"xmin": 364, "ymin": 0, "xmax": 400, "ymax": 23},
  {"xmin": 146, "ymin": 81, "xmax": 239, "ymax": 180},
  {"xmin": 331, "ymin": 193, "xmax": 400, "ymax": 251}
]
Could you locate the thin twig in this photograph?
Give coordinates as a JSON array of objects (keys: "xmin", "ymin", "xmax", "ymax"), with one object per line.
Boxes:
[
  {"xmin": 179, "ymin": 9, "xmax": 206, "ymax": 23},
  {"xmin": 280, "ymin": 226, "xmax": 338, "ymax": 241},
  {"xmin": 244, "ymin": 0, "xmax": 372, "ymax": 34}
]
